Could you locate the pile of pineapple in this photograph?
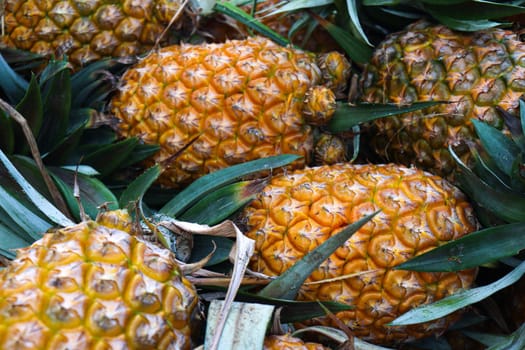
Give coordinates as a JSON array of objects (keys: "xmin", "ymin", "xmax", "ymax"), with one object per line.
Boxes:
[{"xmin": 1, "ymin": 0, "xmax": 525, "ymax": 349}]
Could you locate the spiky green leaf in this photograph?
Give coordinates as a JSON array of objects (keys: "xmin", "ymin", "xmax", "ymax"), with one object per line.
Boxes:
[
  {"xmin": 81, "ymin": 137, "xmax": 139, "ymax": 177},
  {"xmin": 0, "ymin": 185, "xmax": 51, "ymax": 240},
  {"xmin": 329, "ymin": 101, "xmax": 442, "ymax": 132},
  {"xmin": 160, "ymin": 154, "xmax": 300, "ymax": 217},
  {"xmin": 114, "ymin": 143, "xmax": 160, "ymax": 169},
  {"xmin": 70, "ymin": 58, "xmax": 127, "ymax": 108},
  {"xmin": 0, "ymin": 110, "xmax": 15, "ymax": 154},
  {"xmin": 0, "ymin": 149, "xmax": 74, "ymax": 226},
  {"xmin": 464, "ymin": 323, "xmax": 525, "ymax": 349},
  {"xmin": 179, "ymin": 180, "xmax": 266, "ymax": 225},
  {"xmin": 346, "ymin": 0, "xmax": 373, "ymax": 45},
  {"xmin": 43, "ymin": 117, "xmax": 90, "ymax": 165},
  {"xmin": 119, "ymin": 165, "xmax": 162, "ymax": 210},
  {"xmin": 0, "ymin": 47, "xmax": 46, "ymax": 73},
  {"xmin": 390, "ymin": 260, "xmax": 525, "ymax": 326},
  {"xmin": 38, "ymin": 68, "xmax": 71, "ymax": 153},
  {"xmin": 50, "ymin": 167, "xmax": 119, "ymax": 220},
  {"xmin": 14, "ymin": 75, "xmax": 43, "ymax": 154},
  {"xmin": 426, "ymin": 10, "xmax": 506, "ymax": 31},
  {"xmin": 425, "ymin": 1, "xmax": 525, "ymax": 20},
  {"xmin": 0, "ymin": 220, "xmax": 34, "ymax": 259},
  {"xmin": 395, "ymin": 222, "xmax": 525, "ymax": 272},
  {"xmin": 473, "ymin": 119, "xmax": 521, "ymax": 177},
  {"xmin": 316, "ymin": 18, "xmax": 373, "ymax": 64},
  {"xmin": 0, "ymin": 53, "xmax": 29, "ymax": 103},
  {"xmin": 451, "ymin": 147, "xmax": 525, "ymax": 222}
]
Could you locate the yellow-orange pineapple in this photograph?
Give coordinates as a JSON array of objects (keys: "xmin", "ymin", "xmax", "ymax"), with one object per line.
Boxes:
[
  {"xmin": 1, "ymin": 0, "xmax": 185, "ymax": 67},
  {"xmin": 0, "ymin": 210, "xmax": 197, "ymax": 349},
  {"xmin": 110, "ymin": 36, "xmax": 350, "ymax": 188},
  {"xmin": 242, "ymin": 163, "xmax": 478, "ymax": 345}
]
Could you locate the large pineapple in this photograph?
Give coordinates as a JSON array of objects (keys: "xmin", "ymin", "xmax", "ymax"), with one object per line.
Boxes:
[
  {"xmin": 0, "ymin": 209, "xmax": 197, "ymax": 349},
  {"xmin": 360, "ymin": 21, "xmax": 525, "ymax": 179},
  {"xmin": 1, "ymin": 0, "xmax": 185, "ymax": 67},
  {"xmin": 110, "ymin": 36, "xmax": 350, "ymax": 188},
  {"xmin": 242, "ymin": 163, "xmax": 478, "ymax": 345}
]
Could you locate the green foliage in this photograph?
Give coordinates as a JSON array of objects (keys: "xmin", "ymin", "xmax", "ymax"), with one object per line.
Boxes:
[{"xmin": 0, "ymin": 50, "xmax": 152, "ymax": 173}]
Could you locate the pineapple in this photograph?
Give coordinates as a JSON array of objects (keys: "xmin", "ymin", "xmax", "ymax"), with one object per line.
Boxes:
[
  {"xmin": 263, "ymin": 334, "xmax": 330, "ymax": 350},
  {"xmin": 110, "ymin": 36, "xmax": 350, "ymax": 188},
  {"xmin": 360, "ymin": 20, "xmax": 525, "ymax": 179},
  {"xmin": 241, "ymin": 163, "xmax": 478, "ymax": 345},
  {"xmin": 0, "ymin": 209, "xmax": 197, "ymax": 349},
  {"xmin": 1, "ymin": 0, "xmax": 185, "ymax": 68}
]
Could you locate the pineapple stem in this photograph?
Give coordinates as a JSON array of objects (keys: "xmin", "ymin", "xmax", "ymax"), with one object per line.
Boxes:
[{"xmin": 0, "ymin": 98, "xmax": 72, "ymax": 219}]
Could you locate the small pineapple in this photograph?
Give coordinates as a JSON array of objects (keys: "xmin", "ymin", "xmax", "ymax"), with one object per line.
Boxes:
[
  {"xmin": 360, "ymin": 21, "xmax": 525, "ymax": 179},
  {"xmin": 0, "ymin": 209, "xmax": 197, "ymax": 349},
  {"xmin": 1, "ymin": 0, "xmax": 185, "ymax": 68},
  {"xmin": 241, "ymin": 163, "xmax": 478, "ymax": 345},
  {"xmin": 110, "ymin": 36, "xmax": 350, "ymax": 188}
]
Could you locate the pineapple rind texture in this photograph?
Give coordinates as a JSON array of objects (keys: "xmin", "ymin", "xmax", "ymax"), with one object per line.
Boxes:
[
  {"xmin": 2, "ymin": 0, "xmax": 183, "ymax": 67},
  {"xmin": 243, "ymin": 163, "xmax": 478, "ymax": 345},
  {"xmin": 0, "ymin": 210, "xmax": 197, "ymax": 350},
  {"xmin": 361, "ymin": 21, "xmax": 525, "ymax": 178},
  {"xmin": 263, "ymin": 334, "xmax": 330, "ymax": 350},
  {"xmin": 111, "ymin": 36, "xmax": 325, "ymax": 188}
]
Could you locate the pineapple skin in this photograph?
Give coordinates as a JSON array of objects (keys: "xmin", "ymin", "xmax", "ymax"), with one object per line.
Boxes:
[
  {"xmin": 111, "ymin": 36, "xmax": 343, "ymax": 188},
  {"xmin": 263, "ymin": 334, "xmax": 330, "ymax": 350},
  {"xmin": 0, "ymin": 210, "xmax": 197, "ymax": 349},
  {"xmin": 242, "ymin": 163, "xmax": 478, "ymax": 345},
  {"xmin": 361, "ymin": 21, "xmax": 525, "ymax": 179},
  {"xmin": 2, "ymin": 0, "xmax": 183, "ymax": 67}
]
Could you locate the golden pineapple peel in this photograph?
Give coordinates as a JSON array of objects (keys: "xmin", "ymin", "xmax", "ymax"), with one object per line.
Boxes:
[
  {"xmin": 0, "ymin": 210, "xmax": 197, "ymax": 349},
  {"xmin": 242, "ymin": 163, "xmax": 479, "ymax": 345},
  {"xmin": 111, "ymin": 36, "xmax": 348, "ymax": 188},
  {"xmin": 2, "ymin": 0, "xmax": 184, "ymax": 67}
]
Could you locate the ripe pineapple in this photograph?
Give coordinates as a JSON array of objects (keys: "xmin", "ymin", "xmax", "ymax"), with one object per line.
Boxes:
[
  {"xmin": 241, "ymin": 163, "xmax": 478, "ymax": 345},
  {"xmin": 0, "ymin": 209, "xmax": 197, "ymax": 349},
  {"xmin": 110, "ymin": 36, "xmax": 350, "ymax": 188},
  {"xmin": 263, "ymin": 334, "xmax": 330, "ymax": 350},
  {"xmin": 360, "ymin": 21, "xmax": 525, "ymax": 179},
  {"xmin": 1, "ymin": 0, "xmax": 185, "ymax": 67}
]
